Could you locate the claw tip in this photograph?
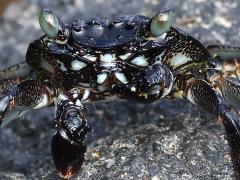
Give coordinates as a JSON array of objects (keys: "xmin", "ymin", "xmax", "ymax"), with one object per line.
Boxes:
[{"xmin": 59, "ymin": 166, "xmax": 75, "ymax": 179}]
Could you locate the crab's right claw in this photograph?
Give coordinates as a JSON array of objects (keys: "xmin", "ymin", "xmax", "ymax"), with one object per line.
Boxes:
[{"xmin": 51, "ymin": 130, "xmax": 86, "ymax": 179}]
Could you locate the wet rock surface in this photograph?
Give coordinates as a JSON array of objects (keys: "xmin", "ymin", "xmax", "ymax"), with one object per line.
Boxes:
[{"xmin": 0, "ymin": 0, "xmax": 239, "ymax": 179}]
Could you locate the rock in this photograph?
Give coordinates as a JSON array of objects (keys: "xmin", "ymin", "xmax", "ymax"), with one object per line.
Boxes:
[
  {"xmin": 76, "ymin": 122, "xmax": 233, "ymax": 180},
  {"xmin": 0, "ymin": 0, "xmax": 239, "ymax": 179}
]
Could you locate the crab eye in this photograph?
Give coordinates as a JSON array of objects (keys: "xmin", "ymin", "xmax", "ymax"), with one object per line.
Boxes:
[
  {"xmin": 150, "ymin": 9, "xmax": 175, "ymax": 37},
  {"xmin": 39, "ymin": 9, "xmax": 59, "ymax": 39}
]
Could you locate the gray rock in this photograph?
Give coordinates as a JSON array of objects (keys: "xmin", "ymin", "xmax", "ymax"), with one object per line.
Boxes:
[{"xmin": 0, "ymin": 0, "xmax": 239, "ymax": 179}]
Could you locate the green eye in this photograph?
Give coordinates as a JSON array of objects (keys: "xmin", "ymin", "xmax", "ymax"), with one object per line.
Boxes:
[
  {"xmin": 150, "ymin": 9, "xmax": 175, "ymax": 37},
  {"xmin": 39, "ymin": 9, "xmax": 59, "ymax": 38}
]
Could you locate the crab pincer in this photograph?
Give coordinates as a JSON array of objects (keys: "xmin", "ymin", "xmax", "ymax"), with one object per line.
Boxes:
[
  {"xmin": 52, "ymin": 97, "xmax": 91, "ymax": 178},
  {"xmin": 51, "ymin": 130, "xmax": 87, "ymax": 179}
]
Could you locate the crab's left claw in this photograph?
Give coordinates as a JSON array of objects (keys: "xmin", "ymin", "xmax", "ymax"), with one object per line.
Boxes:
[{"xmin": 51, "ymin": 130, "xmax": 86, "ymax": 179}]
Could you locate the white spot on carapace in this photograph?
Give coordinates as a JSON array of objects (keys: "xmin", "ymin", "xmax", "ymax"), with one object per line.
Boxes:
[
  {"xmin": 119, "ymin": 53, "xmax": 132, "ymax": 60},
  {"xmin": 131, "ymin": 86, "xmax": 136, "ymax": 92},
  {"xmin": 101, "ymin": 54, "xmax": 114, "ymax": 62},
  {"xmin": 71, "ymin": 60, "xmax": 87, "ymax": 71},
  {"xmin": 100, "ymin": 54, "xmax": 116, "ymax": 68},
  {"xmin": 170, "ymin": 53, "xmax": 192, "ymax": 68},
  {"xmin": 82, "ymin": 89, "xmax": 90, "ymax": 101},
  {"xmin": 73, "ymin": 93, "xmax": 78, "ymax": 99},
  {"xmin": 154, "ymin": 50, "xmax": 166, "ymax": 64},
  {"xmin": 131, "ymin": 56, "xmax": 149, "ymax": 67},
  {"xmin": 83, "ymin": 55, "xmax": 97, "ymax": 62},
  {"xmin": 115, "ymin": 72, "xmax": 128, "ymax": 84},
  {"xmin": 75, "ymin": 99, "xmax": 82, "ymax": 106},
  {"xmin": 34, "ymin": 94, "xmax": 49, "ymax": 109},
  {"xmin": 57, "ymin": 60, "xmax": 68, "ymax": 72},
  {"xmin": 97, "ymin": 73, "xmax": 108, "ymax": 84}
]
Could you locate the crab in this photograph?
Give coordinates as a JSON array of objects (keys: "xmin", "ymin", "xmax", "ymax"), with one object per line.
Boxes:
[{"xmin": 0, "ymin": 8, "xmax": 240, "ymax": 179}]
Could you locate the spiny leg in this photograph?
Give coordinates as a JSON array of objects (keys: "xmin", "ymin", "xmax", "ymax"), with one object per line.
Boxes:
[
  {"xmin": 0, "ymin": 62, "xmax": 33, "ymax": 81},
  {"xmin": 0, "ymin": 80, "xmax": 54, "ymax": 125},
  {"xmin": 183, "ymin": 78, "xmax": 240, "ymax": 179},
  {"xmin": 207, "ymin": 45, "xmax": 240, "ymax": 79},
  {"xmin": 204, "ymin": 45, "xmax": 240, "ymax": 176},
  {"xmin": 206, "ymin": 44, "xmax": 240, "ymax": 108},
  {"xmin": 0, "ymin": 62, "xmax": 34, "ymax": 96},
  {"xmin": 0, "ymin": 79, "xmax": 20, "ymax": 94},
  {"xmin": 52, "ymin": 89, "xmax": 91, "ymax": 179},
  {"xmin": 207, "ymin": 45, "xmax": 240, "ymax": 60},
  {"xmin": 215, "ymin": 75, "xmax": 240, "ymax": 110},
  {"xmin": 206, "ymin": 67, "xmax": 240, "ymax": 110}
]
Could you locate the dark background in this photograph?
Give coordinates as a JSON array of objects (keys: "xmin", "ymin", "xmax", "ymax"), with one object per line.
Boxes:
[{"xmin": 0, "ymin": 0, "xmax": 239, "ymax": 179}]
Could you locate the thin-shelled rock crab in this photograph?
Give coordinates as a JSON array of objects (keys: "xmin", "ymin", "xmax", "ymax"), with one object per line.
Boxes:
[{"xmin": 0, "ymin": 9, "xmax": 240, "ymax": 179}]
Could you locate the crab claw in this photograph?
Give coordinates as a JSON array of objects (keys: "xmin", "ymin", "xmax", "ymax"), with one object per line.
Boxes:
[{"xmin": 51, "ymin": 130, "xmax": 86, "ymax": 179}]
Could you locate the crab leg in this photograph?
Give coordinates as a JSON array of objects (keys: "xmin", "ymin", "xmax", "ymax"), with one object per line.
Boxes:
[
  {"xmin": 216, "ymin": 76, "xmax": 240, "ymax": 110},
  {"xmin": 0, "ymin": 80, "xmax": 54, "ymax": 126},
  {"xmin": 208, "ymin": 45, "xmax": 240, "ymax": 60},
  {"xmin": 184, "ymin": 78, "xmax": 240, "ymax": 179},
  {"xmin": 0, "ymin": 62, "xmax": 33, "ymax": 80},
  {"xmin": 0, "ymin": 61, "xmax": 34, "ymax": 94},
  {"xmin": 0, "ymin": 79, "xmax": 20, "ymax": 94},
  {"xmin": 206, "ymin": 68, "xmax": 240, "ymax": 110},
  {"xmin": 52, "ymin": 89, "xmax": 91, "ymax": 179},
  {"xmin": 206, "ymin": 44, "xmax": 240, "ymax": 110},
  {"xmin": 207, "ymin": 45, "xmax": 240, "ymax": 79}
]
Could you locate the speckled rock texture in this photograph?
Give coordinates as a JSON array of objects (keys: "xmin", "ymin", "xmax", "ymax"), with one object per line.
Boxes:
[{"xmin": 0, "ymin": 0, "xmax": 239, "ymax": 179}]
